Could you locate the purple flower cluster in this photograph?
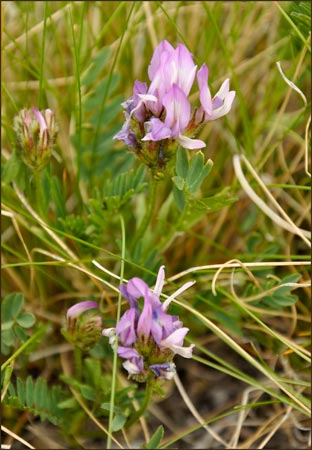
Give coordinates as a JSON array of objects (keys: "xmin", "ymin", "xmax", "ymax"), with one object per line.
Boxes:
[
  {"xmin": 103, "ymin": 266, "xmax": 195, "ymax": 381},
  {"xmin": 114, "ymin": 40, "xmax": 235, "ymax": 171}
]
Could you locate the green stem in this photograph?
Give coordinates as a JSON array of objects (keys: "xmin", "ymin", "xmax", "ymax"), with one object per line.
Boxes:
[
  {"xmin": 131, "ymin": 176, "xmax": 158, "ymax": 252},
  {"xmin": 126, "ymin": 377, "xmax": 154, "ymax": 428},
  {"xmin": 38, "ymin": 2, "xmax": 48, "ymax": 109},
  {"xmin": 69, "ymin": 5, "xmax": 83, "ymax": 204},
  {"xmin": 107, "ymin": 214, "xmax": 126, "ymax": 449},
  {"xmin": 74, "ymin": 347, "xmax": 83, "ymax": 382},
  {"xmin": 1, "ymin": 326, "xmax": 46, "ymax": 372},
  {"xmin": 33, "ymin": 170, "xmax": 43, "ymax": 217},
  {"xmin": 156, "ymin": 195, "xmax": 189, "ymax": 252}
]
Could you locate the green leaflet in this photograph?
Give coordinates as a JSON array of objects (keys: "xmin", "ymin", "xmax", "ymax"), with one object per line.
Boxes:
[
  {"xmin": 177, "ymin": 190, "xmax": 238, "ymax": 231},
  {"xmin": 142, "ymin": 425, "xmax": 164, "ymax": 449},
  {"xmin": 172, "ymin": 148, "xmax": 214, "ymax": 212},
  {"xmin": 1, "ymin": 293, "xmax": 36, "ymax": 355},
  {"xmin": 4, "ymin": 376, "xmax": 64, "ymax": 425}
]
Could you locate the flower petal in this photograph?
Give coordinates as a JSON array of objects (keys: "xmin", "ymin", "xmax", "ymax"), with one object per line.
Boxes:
[
  {"xmin": 150, "ymin": 362, "xmax": 176, "ymax": 379},
  {"xmin": 153, "ymin": 265, "xmax": 165, "ymax": 296},
  {"xmin": 133, "ymin": 80, "xmax": 148, "ymax": 96},
  {"xmin": 137, "ymin": 295, "xmax": 153, "ymax": 337},
  {"xmin": 117, "ymin": 346, "xmax": 140, "ymax": 359},
  {"xmin": 205, "ymin": 79, "xmax": 236, "ymax": 121},
  {"xmin": 113, "ymin": 116, "xmax": 138, "ymax": 148},
  {"xmin": 210, "ymin": 91, "xmax": 236, "ymax": 120},
  {"xmin": 123, "ymin": 357, "xmax": 144, "ymax": 375},
  {"xmin": 197, "ymin": 64, "xmax": 213, "ymax": 116},
  {"xmin": 168, "ymin": 343, "xmax": 195, "ymax": 358},
  {"xmin": 142, "ymin": 118, "xmax": 172, "ymax": 142},
  {"xmin": 102, "ymin": 327, "xmax": 117, "ymax": 346},
  {"xmin": 161, "ymin": 327, "xmax": 189, "ymax": 347},
  {"xmin": 174, "ymin": 44, "xmax": 197, "ymax": 95},
  {"xmin": 66, "ymin": 301, "xmax": 99, "ymax": 320},
  {"xmin": 33, "ymin": 108, "xmax": 48, "ymax": 131},
  {"xmin": 162, "ymin": 280, "xmax": 196, "ymax": 311},
  {"xmin": 150, "ymin": 305, "xmax": 177, "ymax": 343},
  {"xmin": 163, "ymin": 84, "xmax": 191, "ymax": 136},
  {"xmin": 148, "ymin": 40, "xmax": 174, "ymax": 81},
  {"xmin": 116, "ymin": 308, "xmax": 137, "ymax": 346},
  {"xmin": 160, "ymin": 327, "xmax": 195, "ymax": 358},
  {"xmin": 177, "ymin": 135, "xmax": 206, "ymax": 150},
  {"xmin": 120, "ymin": 277, "xmax": 149, "ymax": 308}
]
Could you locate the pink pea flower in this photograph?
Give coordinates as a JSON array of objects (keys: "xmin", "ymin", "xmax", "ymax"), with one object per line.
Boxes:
[
  {"xmin": 102, "ymin": 266, "xmax": 195, "ymax": 382},
  {"xmin": 196, "ymin": 64, "xmax": 236, "ymax": 122},
  {"xmin": 113, "ymin": 40, "xmax": 235, "ymax": 172}
]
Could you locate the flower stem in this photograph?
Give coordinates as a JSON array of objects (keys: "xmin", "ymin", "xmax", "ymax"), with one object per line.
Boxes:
[
  {"xmin": 131, "ymin": 176, "xmax": 158, "ymax": 253},
  {"xmin": 33, "ymin": 170, "xmax": 44, "ymax": 217},
  {"xmin": 106, "ymin": 215, "xmax": 126, "ymax": 450},
  {"xmin": 156, "ymin": 196, "xmax": 189, "ymax": 252},
  {"xmin": 74, "ymin": 347, "xmax": 83, "ymax": 381},
  {"xmin": 126, "ymin": 377, "xmax": 154, "ymax": 428}
]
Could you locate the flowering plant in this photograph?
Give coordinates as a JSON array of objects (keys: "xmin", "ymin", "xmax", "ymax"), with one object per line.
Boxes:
[
  {"xmin": 13, "ymin": 107, "xmax": 57, "ymax": 171},
  {"xmin": 103, "ymin": 266, "xmax": 195, "ymax": 382},
  {"xmin": 114, "ymin": 40, "xmax": 235, "ymax": 172}
]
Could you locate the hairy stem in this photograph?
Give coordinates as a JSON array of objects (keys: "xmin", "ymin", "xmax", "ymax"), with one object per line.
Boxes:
[
  {"xmin": 74, "ymin": 347, "xmax": 83, "ymax": 382},
  {"xmin": 131, "ymin": 176, "xmax": 158, "ymax": 253},
  {"xmin": 126, "ymin": 377, "xmax": 154, "ymax": 428},
  {"xmin": 33, "ymin": 170, "xmax": 44, "ymax": 218}
]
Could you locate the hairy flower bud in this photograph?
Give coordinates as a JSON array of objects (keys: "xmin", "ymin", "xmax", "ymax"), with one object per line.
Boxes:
[
  {"xmin": 13, "ymin": 107, "xmax": 57, "ymax": 171},
  {"xmin": 63, "ymin": 301, "xmax": 102, "ymax": 351}
]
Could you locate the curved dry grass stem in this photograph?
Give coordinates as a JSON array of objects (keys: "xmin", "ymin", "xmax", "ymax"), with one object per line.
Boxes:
[
  {"xmin": 4, "ymin": 2, "xmax": 73, "ymax": 52},
  {"xmin": 241, "ymin": 154, "xmax": 311, "ymax": 242},
  {"xmin": 305, "ymin": 115, "xmax": 311, "ymax": 178},
  {"xmin": 241, "ymin": 408, "xmax": 289, "ymax": 449},
  {"xmin": 1, "ymin": 425, "xmax": 35, "ymax": 449},
  {"xmin": 173, "ymin": 297, "xmax": 310, "ymax": 415},
  {"xmin": 33, "ymin": 249, "xmax": 119, "ymax": 294},
  {"xmin": 68, "ymin": 388, "xmax": 124, "ymax": 450},
  {"xmin": 229, "ymin": 270, "xmax": 311, "ymax": 359},
  {"xmin": 258, "ymin": 34, "xmax": 309, "ymax": 161},
  {"xmin": 1, "ymin": 207, "xmax": 35, "ymax": 293},
  {"xmin": 12, "ymin": 183, "xmax": 107, "ymax": 292},
  {"xmin": 167, "ymin": 261, "xmax": 310, "ymax": 283},
  {"xmin": 60, "ymin": 352, "xmax": 124, "ymax": 449},
  {"xmin": 115, "ymin": 373, "xmax": 150, "ymax": 444},
  {"xmin": 143, "ymin": 2, "xmax": 158, "ymax": 48},
  {"xmin": 257, "ymin": 406, "xmax": 292, "ymax": 449},
  {"xmin": 92, "ymin": 259, "xmax": 127, "ymax": 283},
  {"xmin": 229, "ymin": 386, "xmax": 263, "ymax": 448},
  {"xmin": 13, "ymin": 183, "xmax": 77, "ymax": 259},
  {"xmin": 211, "ymin": 258, "xmax": 261, "ymax": 296},
  {"xmin": 233, "ymin": 154, "xmax": 311, "ymax": 247},
  {"xmin": 174, "ymin": 372, "xmax": 229, "ymax": 448},
  {"xmin": 233, "ymin": 281, "xmax": 311, "ymax": 304},
  {"xmin": 276, "ymin": 61, "xmax": 307, "ymax": 106},
  {"xmin": 5, "ymin": 76, "xmax": 75, "ymax": 90}
]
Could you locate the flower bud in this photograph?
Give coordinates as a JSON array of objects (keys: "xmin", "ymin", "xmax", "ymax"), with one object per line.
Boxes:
[
  {"xmin": 13, "ymin": 107, "xmax": 57, "ymax": 171},
  {"xmin": 63, "ymin": 301, "xmax": 102, "ymax": 351}
]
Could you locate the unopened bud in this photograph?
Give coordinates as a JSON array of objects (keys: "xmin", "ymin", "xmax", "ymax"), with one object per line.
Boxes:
[
  {"xmin": 13, "ymin": 107, "xmax": 57, "ymax": 171},
  {"xmin": 63, "ymin": 301, "xmax": 102, "ymax": 351}
]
